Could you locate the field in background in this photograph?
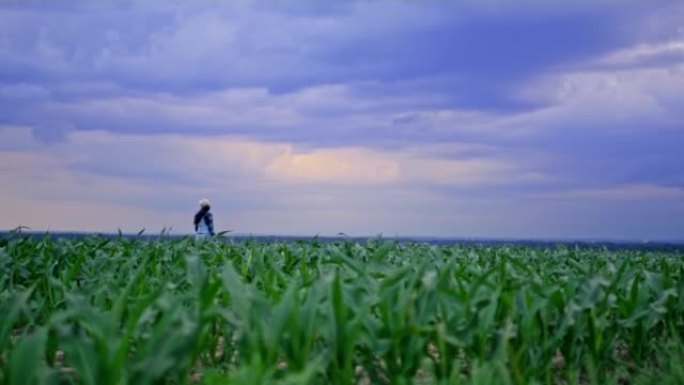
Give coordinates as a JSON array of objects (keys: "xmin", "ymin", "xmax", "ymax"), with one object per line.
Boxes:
[
  {"xmin": 3, "ymin": 230, "xmax": 683, "ymax": 252},
  {"xmin": 1, "ymin": 234, "xmax": 684, "ymax": 385}
]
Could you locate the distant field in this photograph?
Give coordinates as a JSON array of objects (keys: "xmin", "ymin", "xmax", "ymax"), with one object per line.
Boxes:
[
  {"xmin": 3, "ymin": 230, "xmax": 683, "ymax": 252},
  {"xmin": 1, "ymin": 235, "xmax": 683, "ymax": 385}
]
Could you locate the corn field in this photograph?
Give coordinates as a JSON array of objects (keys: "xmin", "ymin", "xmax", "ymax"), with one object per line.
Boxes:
[{"xmin": 1, "ymin": 234, "xmax": 683, "ymax": 385}]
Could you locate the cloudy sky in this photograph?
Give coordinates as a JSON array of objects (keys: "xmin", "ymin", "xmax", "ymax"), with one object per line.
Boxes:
[{"xmin": 1, "ymin": 1, "xmax": 683, "ymax": 240}]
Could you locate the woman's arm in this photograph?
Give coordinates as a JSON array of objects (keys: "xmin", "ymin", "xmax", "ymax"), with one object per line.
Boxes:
[{"xmin": 205, "ymin": 212, "xmax": 215, "ymax": 236}]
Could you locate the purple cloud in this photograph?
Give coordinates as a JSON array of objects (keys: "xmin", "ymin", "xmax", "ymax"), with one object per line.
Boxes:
[{"xmin": 1, "ymin": 1, "xmax": 683, "ymax": 239}]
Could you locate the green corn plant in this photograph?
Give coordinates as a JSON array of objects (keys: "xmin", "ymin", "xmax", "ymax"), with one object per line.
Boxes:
[
  {"xmin": 1, "ymin": 233, "xmax": 683, "ymax": 385},
  {"xmin": 363, "ymin": 265, "xmax": 428, "ymax": 384},
  {"xmin": 5, "ymin": 327, "xmax": 50, "ymax": 385}
]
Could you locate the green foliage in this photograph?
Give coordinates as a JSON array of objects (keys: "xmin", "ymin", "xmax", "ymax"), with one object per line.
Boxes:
[{"xmin": 0, "ymin": 236, "xmax": 683, "ymax": 384}]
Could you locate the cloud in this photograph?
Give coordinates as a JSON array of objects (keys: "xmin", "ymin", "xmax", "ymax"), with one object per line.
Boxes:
[
  {"xmin": 2, "ymin": 1, "xmax": 684, "ymax": 239},
  {"xmin": 476, "ymin": 39, "xmax": 684, "ymax": 190},
  {"xmin": 0, "ymin": 2, "xmax": 641, "ymax": 95},
  {"xmin": 3, "ymin": 19, "xmax": 683, "ymax": 194},
  {"xmin": 1, "ymin": 125, "xmax": 540, "ymax": 188},
  {"xmin": 2, "ymin": 125, "xmax": 682, "ymax": 239},
  {"xmin": 514, "ymin": 66, "xmax": 684, "ymax": 133},
  {"xmin": 1, "ymin": 1, "xmax": 680, "ymax": 147},
  {"xmin": 265, "ymin": 147, "xmax": 401, "ymax": 184},
  {"xmin": 597, "ymin": 40, "xmax": 684, "ymax": 67},
  {"xmin": 0, "ymin": 83, "xmax": 50, "ymax": 100},
  {"xmin": 0, "ymin": 125, "xmax": 548, "ymax": 234},
  {"xmin": 552, "ymin": 184, "xmax": 684, "ymax": 201}
]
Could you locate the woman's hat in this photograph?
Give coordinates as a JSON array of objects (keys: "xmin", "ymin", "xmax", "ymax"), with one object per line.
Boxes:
[{"xmin": 199, "ymin": 198, "xmax": 210, "ymax": 207}]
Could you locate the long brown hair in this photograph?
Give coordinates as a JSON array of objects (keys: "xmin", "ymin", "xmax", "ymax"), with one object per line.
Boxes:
[{"xmin": 194, "ymin": 205, "xmax": 210, "ymax": 225}]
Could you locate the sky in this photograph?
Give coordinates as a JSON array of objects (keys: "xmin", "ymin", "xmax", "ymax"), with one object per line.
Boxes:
[{"xmin": 1, "ymin": 1, "xmax": 683, "ymax": 240}]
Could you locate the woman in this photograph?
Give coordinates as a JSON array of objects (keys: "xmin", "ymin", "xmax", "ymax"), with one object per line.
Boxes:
[{"xmin": 194, "ymin": 198, "xmax": 215, "ymax": 239}]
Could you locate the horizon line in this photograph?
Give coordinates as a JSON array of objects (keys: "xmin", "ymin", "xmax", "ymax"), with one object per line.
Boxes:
[{"xmin": 3, "ymin": 228, "xmax": 684, "ymax": 245}]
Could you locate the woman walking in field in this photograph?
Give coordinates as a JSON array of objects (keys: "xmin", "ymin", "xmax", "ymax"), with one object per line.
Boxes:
[{"xmin": 194, "ymin": 198, "xmax": 215, "ymax": 239}]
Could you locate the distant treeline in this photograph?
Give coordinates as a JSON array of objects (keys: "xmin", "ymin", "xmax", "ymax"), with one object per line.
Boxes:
[{"xmin": 1, "ymin": 230, "xmax": 683, "ymax": 252}]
